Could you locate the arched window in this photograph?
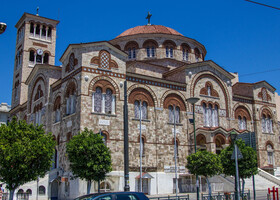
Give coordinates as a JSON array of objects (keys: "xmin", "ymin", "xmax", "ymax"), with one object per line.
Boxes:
[
  {"xmin": 101, "ymin": 131, "xmax": 107, "ymax": 146},
  {"xmin": 65, "ymin": 82, "xmax": 76, "ymax": 115},
  {"xmin": 42, "ymin": 25, "xmax": 46, "ymax": 37},
  {"xmin": 163, "ymin": 41, "xmax": 176, "ymax": 58},
  {"xmin": 35, "ymin": 24, "xmax": 40, "ymax": 36},
  {"xmin": 181, "ymin": 44, "xmax": 190, "ymax": 61},
  {"xmin": 34, "ymin": 103, "xmax": 43, "ymax": 125},
  {"xmin": 267, "ymin": 144, "xmax": 274, "ymax": 165},
  {"xmin": 39, "ymin": 186, "xmax": 45, "ymax": 195},
  {"xmin": 262, "ymin": 110, "xmax": 273, "ymax": 133},
  {"xmin": 100, "ymin": 182, "xmax": 111, "ymax": 192},
  {"xmin": 92, "ymin": 84, "xmax": 116, "ymax": 115},
  {"xmin": 17, "ymin": 189, "xmax": 24, "ymax": 194},
  {"xmin": 168, "ymin": 105, "xmax": 180, "ymax": 123},
  {"xmin": 30, "ymin": 23, "xmax": 34, "ymax": 34},
  {"xmin": 197, "ymin": 135, "xmax": 207, "ymax": 151},
  {"xmin": 14, "ymin": 80, "xmax": 20, "ymax": 100},
  {"xmin": 125, "ymin": 41, "xmax": 139, "ymax": 59},
  {"xmin": 143, "ymin": 40, "xmax": 158, "ymax": 58},
  {"xmin": 26, "ymin": 189, "xmax": 32, "ymax": 196},
  {"xmin": 215, "ymin": 135, "xmax": 225, "ymax": 154},
  {"xmin": 54, "ymin": 97, "xmax": 61, "ymax": 123},
  {"xmin": 203, "ymin": 103, "xmax": 219, "ymax": 127},
  {"xmin": 94, "ymin": 87, "xmax": 102, "ymax": 113},
  {"xmin": 134, "ymin": 100, "xmax": 147, "ymax": 119},
  {"xmin": 194, "ymin": 48, "xmax": 200, "ymax": 62},
  {"xmin": 105, "ymin": 88, "xmax": 113, "ymax": 114}
]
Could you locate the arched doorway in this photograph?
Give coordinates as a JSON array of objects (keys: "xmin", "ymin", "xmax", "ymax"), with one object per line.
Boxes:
[{"xmin": 215, "ymin": 134, "xmax": 225, "ymax": 154}]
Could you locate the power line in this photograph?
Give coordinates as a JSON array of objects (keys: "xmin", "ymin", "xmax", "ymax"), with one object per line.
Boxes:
[
  {"xmin": 239, "ymin": 68, "xmax": 280, "ymax": 77},
  {"xmin": 244, "ymin": 0, "xmax": 280, "ymax": 11}
]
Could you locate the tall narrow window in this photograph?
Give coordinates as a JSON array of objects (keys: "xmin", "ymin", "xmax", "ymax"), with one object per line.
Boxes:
[
  {"xmin": 29, "ymin": 50, "xmax": 35, "ymax": 63},
  {"xmin": 30, "ymin": 23, "xmax": 34, "ymax": 33},
  {"xmin": 168, "ymin": 105, "xmax": 174, "ymax": 123},
  {"xmin": 195, "ymin": 48, "xmax": 200, "ymax": 62},
  {"xmin": 105, "ymin": 89, "xmax": 113, "ymax": 114},
  {"xmin": 94, "ymin": 87, "xmax": 102, "ymax": 113},
  {"xmin": 42, "ymin": 25, "xmax": 46, "ymax": 37},
  {"xmin": 166, "ymin": 46, "xmax": 173, "ymax": 58},
  {"xmin": 35, "ymin": 24, "xmax": 40, "ymax": 36},
  {"xmin": 36, "ymin": 54, "xmax": 42, "ymax": 64},
  {"xmin": 47, "ymin": 27, "xmax": 52, "ymax": 39},
  {"xmin": 101, "ymin": 132, "xmax": 107, "ymax": 146},
  {"xmin": 134, "ymin": 100, "xmax": 140, "ymax": 119},
  {"xmin": 146, "ymin": 47, "xmax": 150, "ymax": 57},
  {"xmin": 213, "ymin": 105, "xmax": 219, "ymax": 127},
  {"xmin": 141, "ymin": 101, "xmax": 148, "ymax": 119},
  {"xmin": 43, "ymin": 53, "xmax": 49, "ymax": 64},
  {"xmin": 175, "ymin": 106, "xmax": 180, "ymax": 124},
  {"xmin": 203, "ymin": 103, "xmax": 207, "ymax": 126},
  {"xmin": 140, "ymin": 137, "xmax": 145, "ymax": 156},
  {"xmin": 262, "ymin": 115, "xmax": 266, "ymax": 132}
]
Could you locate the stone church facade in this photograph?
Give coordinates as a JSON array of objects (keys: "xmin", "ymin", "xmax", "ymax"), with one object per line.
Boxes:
[{"xmin": 8, "ymin": 12, "xmax": 280, "ymax": 199}]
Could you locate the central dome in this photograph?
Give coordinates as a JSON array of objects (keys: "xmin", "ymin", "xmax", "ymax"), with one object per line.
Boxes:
[{"xmin": 116, "ymin": 25, "xmax": 183, "ymax": 38}]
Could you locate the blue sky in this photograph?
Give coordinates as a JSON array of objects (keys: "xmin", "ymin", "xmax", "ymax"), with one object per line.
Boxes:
[{"xmin": 1, "ymin": 0, "xmax": 280, "ymax": 105}]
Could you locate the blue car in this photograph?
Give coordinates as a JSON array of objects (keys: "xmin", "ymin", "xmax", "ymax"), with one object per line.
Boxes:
[{"xmin": 74, "ymin": 192, "xmax": 149, "ymax": 200}]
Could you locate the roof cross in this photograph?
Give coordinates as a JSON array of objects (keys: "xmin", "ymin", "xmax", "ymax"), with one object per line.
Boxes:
[{"xmin": 146, "ymin": 12, "xmax": 152, "ymax": 25}]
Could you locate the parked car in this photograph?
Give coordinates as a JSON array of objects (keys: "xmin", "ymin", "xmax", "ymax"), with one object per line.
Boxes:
[{"xmin": 74, "ymin": 192, "xmax": 149, "ymax": 200}]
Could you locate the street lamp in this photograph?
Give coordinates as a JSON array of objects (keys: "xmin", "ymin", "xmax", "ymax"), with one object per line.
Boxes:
[
  {"xmin": 230, "ymin": 131, "xmax": 241, "ymax": 200},
  {"xmin": 186, "ymin": 97, "xmax": 200, "ymax": 200},
  {"xmin": 0, "ymin": 22, "xmax": 7, "ymax": 34}
]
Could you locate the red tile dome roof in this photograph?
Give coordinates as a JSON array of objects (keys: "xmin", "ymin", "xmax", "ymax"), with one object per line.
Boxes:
[{"xmin": 116, "ymin": 25, "xmax": 183, "ymax": 38}]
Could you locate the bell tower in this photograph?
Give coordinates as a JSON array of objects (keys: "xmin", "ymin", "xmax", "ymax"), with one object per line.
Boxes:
[{"xmin": 11, "ymin": 12, "xmax": 59, "ymax": 111}]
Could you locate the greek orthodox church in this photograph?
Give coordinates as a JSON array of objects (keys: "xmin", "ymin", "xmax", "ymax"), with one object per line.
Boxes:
[{"xmin": 8, "ymin": 12, "xmax": 280, "ymax": 199}]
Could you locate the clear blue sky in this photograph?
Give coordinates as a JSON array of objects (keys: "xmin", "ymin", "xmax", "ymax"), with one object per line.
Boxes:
[{"xmin": 1, "ymin": 0, "xmax": 280, "ymax": 105}]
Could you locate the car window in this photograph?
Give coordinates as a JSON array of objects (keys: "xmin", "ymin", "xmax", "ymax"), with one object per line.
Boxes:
[
  {"xmin": 95, "ymin": 195, "xmax": 113, "ymax": 200},
  {"xmin": 115, "ymin": 194, "xmax": 138, "ymax": 200}
]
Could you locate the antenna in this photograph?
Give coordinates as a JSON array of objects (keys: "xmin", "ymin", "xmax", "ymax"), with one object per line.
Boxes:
[{"xmin": 36, "ymin": 7, "xmax": 39, "ymax": 16}]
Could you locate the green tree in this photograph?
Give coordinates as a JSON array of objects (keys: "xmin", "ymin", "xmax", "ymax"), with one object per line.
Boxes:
[
  {"xmin": 220, "ymin": 139, "xmax": 258, "ymax": 196},
  {"xmin": 66, "ymin": 128, "xmax": 112, "ymax": 194},
  {"xmin": 186, "ymin": 150, "xmax": 223, "ymax": 198},
  {"xmin": 0, "ymin": 118, "xmax": 55, "ymax": 200}
]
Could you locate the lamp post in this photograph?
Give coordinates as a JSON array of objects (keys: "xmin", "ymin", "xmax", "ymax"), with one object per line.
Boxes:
[
  {"xmin": 0, "ymin": 22, "xmax": 7, "ymax": 34},
  {"xmin": 123, "ymin": 80, "xmax": 130, "ymax": 191},
  {"xmin": 186, "ymin": 97, "xmax": 200, "ymax": 200},
  {"xmin": 230, "ymin": 131, "xmax": 241, "ymax": 200},
  {"xmin": 173, "ymin": 104, "xmax": 178, "ymax": 197}
]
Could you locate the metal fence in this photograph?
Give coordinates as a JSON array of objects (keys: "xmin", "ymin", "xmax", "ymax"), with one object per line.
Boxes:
[
  {"xmin": 1, "ymin": 193, "xmax": 29, "ymax": 200},
  {"xmin": 149, "ymin": 195, "xmax": 190, "ymax": 200},
  {"xmin": 201, "ymin": 191, "xmax": 250, "ymax": 200}
]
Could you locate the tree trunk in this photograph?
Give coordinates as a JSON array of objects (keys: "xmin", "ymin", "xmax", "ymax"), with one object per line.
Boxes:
[
  {"xmin": 9, "ymin": 189, "xmax": 14, "ymax": 200},
  {"xmin": 206, "ymin": 177, "xmax": 212, "ymax": 200},
  {"xmin": 87, "ymin": 181, "xmax": 92, "ymax": 194},
  {"xmin": 98, "ymin": 180, "xmax": 100, "ymax": 193},
  {"xmin": 241, "ymin": 178, "xmax": 245, "ymax": 199}
]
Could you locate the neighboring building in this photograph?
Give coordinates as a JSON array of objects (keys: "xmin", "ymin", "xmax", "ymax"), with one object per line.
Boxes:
[
  {"xmin": 0, "ymin": 103, "xmax": 11, "ymax": 125},
  {"xmin": 8, "ymin": 12, "xmax": 280, "ymax": 199}
]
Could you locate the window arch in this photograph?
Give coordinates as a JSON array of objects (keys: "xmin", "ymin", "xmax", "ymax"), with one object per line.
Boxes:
[
  {"xmin": 261, "ymin": 109, "xmax": 273, "ymax": 133},
  {"xmin": 258, "ymin": 87, "xmax": 272, "ymax": 102},
  {"xmin": 134, "ymin": 100, "xmax": 148, "ymax": 119},
  {"xmin": 65, "ymin": 81, "xmax": 77, "ymax": 115},
  {"xmin": 197, "ymin": 134, "xmax": 207, "ymax": 151},
  {"xmin": 163, "ymin": 40, "xmax": 176, "ymax": 58},
  {"xmin": 17, "ymin": 189, "xmax": 24, "ymax": 194},
  {"xmin": 29, "ymin": 22, "xmax": 52, "ymax": 41},
  {"xmin": 100, "ymin": 181, "xmax": 111, "ymax": 192},
  {"xmin": 38, "ymin": 186, "xmax": 45, "ymax": 195},
  {"xmin": 26, "ymin": 189, "xmax": 32, "ymax": 196},
  {"xmin": 163, "ymin": 93, "xmax": 186, "ymax": 124},
  {"xmin": 181, "ymin": 43, "xmax": 191, "ymax": 61},
  {"xmin": 92, "ymin": 80, "xmax": 116, "ymax": 114},
  {"xmin": 66, "ymin": 53, "xmax": 77, "ymax": 73},
  {"xmin": 200, "ymin": 82, "xmax": 219, "ymax": 97},
  {"xmin": 202, "ymin": 102, "xmax": 219, "ymax": 127},
  {"xmin": 101, "ymin": 131, "xmax": 108, "ymax": 146},
  {"xmin": 194, "ymin": 48, "xmax": 201, "ymax": 62},
  {"xmin": 235, "ymin": 106, "xmax": 251, "ymax": 131},
  {"xmin": 53, "ymin": 96, "xmax": 61, "ymax": 123},
  {"xmin": 124, "ymin": 41, "xmax": 139, "ymax": 59},
  {"xmin": 143, "ymin": 40, "xmax": 158, "ymax": 58},
  {"xmin": 215, "ymin": 134, "xmax": 225, "ymax": 154},
  {"xmin": 129, "ymin": 88, "xmax": 155, "ymax": 119}
]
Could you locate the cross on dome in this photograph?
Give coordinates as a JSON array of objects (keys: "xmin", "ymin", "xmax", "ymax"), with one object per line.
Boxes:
[{"xmin": 146, "ymin": 12, "xmax": 152, "ymax": 25}]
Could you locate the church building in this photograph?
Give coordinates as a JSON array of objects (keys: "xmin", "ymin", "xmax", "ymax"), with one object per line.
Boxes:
[{"xmin": 9, "ymin": 12, "xmax": 280, "ymax": 199}]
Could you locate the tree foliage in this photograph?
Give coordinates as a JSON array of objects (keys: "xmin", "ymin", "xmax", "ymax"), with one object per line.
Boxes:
[
  {"xmin": 186, "ymin": 150, "xmax": 223, "ymax": 177},
  {"xmin": 66, "ymin": 128, "xmax": 112, "ymax": 191},
  {"xmin": 220, "ymin": 139, "xmax": 258, "ymax": 179},
  {"xmin": 0, "ymin": 118, "xmax": 55, "ymax": 191}
]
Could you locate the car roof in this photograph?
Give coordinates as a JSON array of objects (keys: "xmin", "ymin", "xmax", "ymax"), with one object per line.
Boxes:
[{"xmin": 75, "ymin": 192, "xmax": 145, "ymax": 200}]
